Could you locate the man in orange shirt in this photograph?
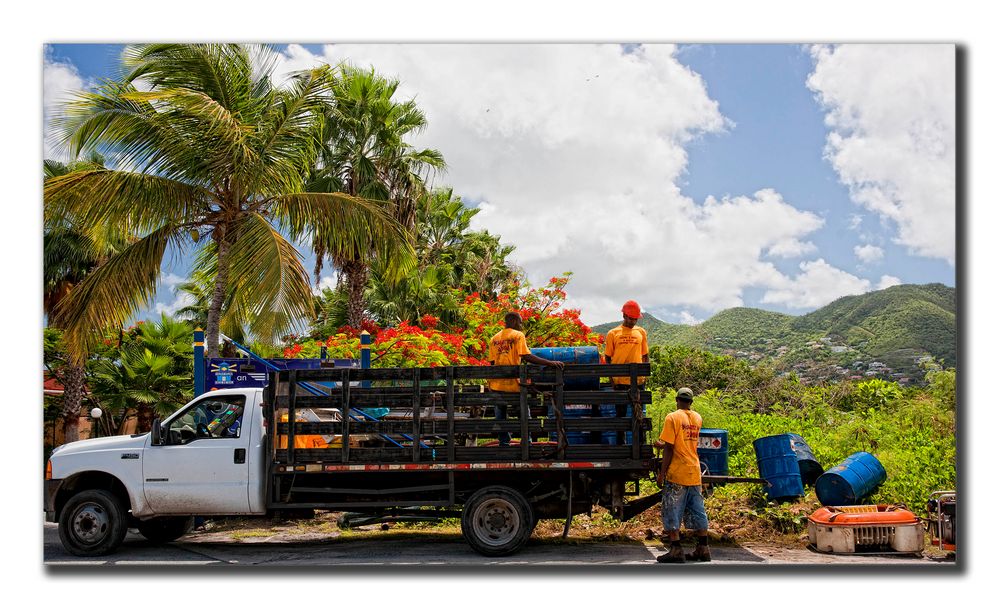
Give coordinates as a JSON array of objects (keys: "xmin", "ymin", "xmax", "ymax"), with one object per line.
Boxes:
[
  {"xmin": 653, "ymin": 387, "xmax": 709, "ymax": 563},
  {"xmin": 604, "ymin": 300, "xmax": 650, "ymax": 443},
  {"xmin": 488, "ymin": 312, "xmax": 563, "ymax": 446}
]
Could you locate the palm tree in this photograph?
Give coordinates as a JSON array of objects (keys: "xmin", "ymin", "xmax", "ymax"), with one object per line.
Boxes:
[
  {"xmin": 415, "ymin": 188, "xmax": 518, "ymax": 296},
  {"xmin": 44, "ymin": 44, "xmax": 411, "ymax": 361},
  {"xmin": 88, "ymin": 314, "xmax": 195, "ymax": 434},
  {"xmin": 359, "ymin": 189, "xmax": 518, "ymax": 327},
  {"xmin": 366, "ymin": 257, "xmax": 460, "ymax": 326},
  {"xmin": 43, "ymin": 154, "xmax": 129, "ymax": 443},
  {"xmin": 309, "ymin": 65, "xmax": 445, "ymax": 327}
]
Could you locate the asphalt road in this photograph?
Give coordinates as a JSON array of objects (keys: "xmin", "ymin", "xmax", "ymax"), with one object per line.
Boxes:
[{"xmin": 43, "ymin": 522, "xmax": 953, "ymax": 567}]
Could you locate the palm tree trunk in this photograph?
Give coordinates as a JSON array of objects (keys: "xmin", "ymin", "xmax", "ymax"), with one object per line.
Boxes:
[
  {"xmin": 205, "ymin": 225, "xmax": 235, "ymax": 359},
  {"xmin": 60, "ymin": 364, "xmax": 85, "ymax": 444},
  {"xmin": 343, "ymin": 259, "xmax": 368, "ymax": 328}
]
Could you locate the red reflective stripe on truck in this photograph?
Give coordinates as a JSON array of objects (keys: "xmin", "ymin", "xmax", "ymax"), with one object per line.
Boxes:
[{"xmin": 293, "ymin": 461, "xmax": 616, "ymax": 473}]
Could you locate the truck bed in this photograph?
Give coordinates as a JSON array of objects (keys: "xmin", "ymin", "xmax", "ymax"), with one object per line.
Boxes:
[
  {"xmin": 263, "ymin": 363, "xmax": 654, "ymax": 514},
  {"xmin": 265, "ymin": 363, "xmax": 653, "ymax": 467}
]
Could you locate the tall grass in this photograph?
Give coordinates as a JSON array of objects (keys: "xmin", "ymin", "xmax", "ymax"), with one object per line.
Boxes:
[{"xmin": 648, "ymin": 385, "xmax": 955, "ymax": 515}]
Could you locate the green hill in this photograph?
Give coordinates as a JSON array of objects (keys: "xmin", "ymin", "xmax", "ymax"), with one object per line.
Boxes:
[
  {"xmin": 591, "ymin": 313, "xmax": 674, "ymax": 337},
  {"xmin": 589, "ymin": 284, "xmax": 956, "ymax": 377},
  {"xmin": 792, "ymin": 283, "xmax": 956, "ymax": 366}
]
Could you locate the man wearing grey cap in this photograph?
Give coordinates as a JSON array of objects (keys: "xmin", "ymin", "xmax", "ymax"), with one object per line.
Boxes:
[{"xmin": 652, "ymin": 387, "xmax": 710, "ymax": 563}]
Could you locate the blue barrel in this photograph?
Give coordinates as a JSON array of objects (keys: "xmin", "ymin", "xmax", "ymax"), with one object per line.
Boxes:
[
  {"xmin": 754, "ymin": 434, "xmax": 804, "ymax": 501},
  {"xmin": 548, "ymin": 403, "xmax": 595, "ymax": 444},
  {"xmin": 815, "ymin": 452, "xmax": 887, "ymax": 506},
  {"xmin": 788, "ymin": 433, "xmax": 823, "ymax": 485},
  {"xmin": 698, "ymin": 428, "xmax": 729, "ymax": 476},
  {"xmin": 530, "ymin": 347, "xmax": 600, "ymax": 390},
  {"xmin": 597, "ymin": 403, "xmax": 645, "ymax": 445}
]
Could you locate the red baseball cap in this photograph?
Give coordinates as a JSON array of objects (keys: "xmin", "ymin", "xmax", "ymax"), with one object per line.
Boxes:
[{"xmin": 622, "ymin": 300, "xmax": 642, "ymax": 319}]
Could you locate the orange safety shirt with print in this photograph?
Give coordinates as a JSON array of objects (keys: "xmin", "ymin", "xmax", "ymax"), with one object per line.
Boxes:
[
  {"xmin": 659, "ymin": 409, "xmax": 703, "ymax": 486},
  {"xmin": 488, "ymin": 328, "xmax": 531, "ymax": 392},
  {"xmin": 604, "ymin": 325, "xmax": 649, "ymax": 385}
]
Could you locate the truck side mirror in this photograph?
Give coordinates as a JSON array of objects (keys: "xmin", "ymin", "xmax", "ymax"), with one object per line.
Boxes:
[{"xmin": 151, "ymin": 418, "xmax": 163, "ymax": 446}]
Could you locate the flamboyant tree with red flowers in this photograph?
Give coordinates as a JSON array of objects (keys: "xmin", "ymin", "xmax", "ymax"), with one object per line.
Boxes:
[{"xmin": 282, "ymin": 273, "xmax": 601, "ymax": 366}]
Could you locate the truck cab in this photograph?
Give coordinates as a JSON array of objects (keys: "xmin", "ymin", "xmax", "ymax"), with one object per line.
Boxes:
[{"xmin": 45, "ymin": 388, "xmax": 268, "ymax": 556}]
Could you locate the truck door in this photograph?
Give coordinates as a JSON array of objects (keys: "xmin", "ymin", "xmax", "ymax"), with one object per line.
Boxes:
[{"xmin": 143, "ymin": 393, "xmax": 253, "ymax": 514}]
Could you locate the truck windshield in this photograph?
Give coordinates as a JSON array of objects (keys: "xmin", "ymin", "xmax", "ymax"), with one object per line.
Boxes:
[{"xmin": 165, "ymin": 395, "xmax": 246, "ymax": 445}]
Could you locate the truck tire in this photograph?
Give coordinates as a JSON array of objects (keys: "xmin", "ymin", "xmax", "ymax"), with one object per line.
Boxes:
[
  {"xmin": 461, "ymin": 486, "xmax": 533, "ymax": 557},
  {"xmin": 58, "ymin": 489, "xmax": 129, "ymax": 557},
  {"xmin": 136, "ymin": 516, "xmax": 195, "ymax": 544}
]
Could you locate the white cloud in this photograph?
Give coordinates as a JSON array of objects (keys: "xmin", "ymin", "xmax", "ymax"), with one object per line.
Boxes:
[
  {"xmin": 853, "ymin": 244, "xmax": 884, "ymax": 263},
  {"xmin": 762, "ymin": 258, "xmax": 871, "ymax": 310},
  {"xmin": 877, "ymin": 274, "xmax": 903, "ymax": 290},
  {"xmin": 154, "ymin": 291, "xmax": 196, "ymax": 317},
  {"xmin": 677, "ymin": 311, "xmax": 703, "ymax": 326},
  {"xmin": 807, "ymin": 44, "xmax": 955, "ymax": 264},
  {"xmin": 160, "ymin": 272, "xmax": 187, "ymax": 290},
  {"xmin": 43, "ymin": 53, "xmax": 87, "ymax": 160},
  {"xmin": 312, "ymin": 274, "xmax": 339, "ymax": 295},
  {"xmin": 768, "ymin": 238, "xmax": 817, "ymax": 258},
  {"xmin": 266, "ymin": 44, "xmax": 829, "ymax": 323},
  {"xmin": 848, "ymin": 214, "xmax": 863, "ymax": 231}
]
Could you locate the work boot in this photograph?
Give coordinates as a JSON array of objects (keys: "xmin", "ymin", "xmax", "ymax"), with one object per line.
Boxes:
[
  {"xmin": 656, "ymin": 544, "xmax": 686, "ymax": 563},
  {"xmin": 686, "ymin": 545, "xmax": 711, "ymax": 562}
]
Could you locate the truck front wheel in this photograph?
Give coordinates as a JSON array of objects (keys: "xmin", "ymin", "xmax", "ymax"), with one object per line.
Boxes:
[
  {"xmin": 461, "ymin": 486, "xmax": 533, "ymax": 557},
  {"xmin": 137, "ymin": 516, "xmax": 195, "ymax": 544},
  {"xmin": 58, "ymin": 489, "xmax": 129, "ymax": 557}
]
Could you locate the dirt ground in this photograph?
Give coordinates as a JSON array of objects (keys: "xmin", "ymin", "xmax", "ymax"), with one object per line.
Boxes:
[{"xmin": 188, "ymin": 508, "xmax": 954, "ymax": 561}]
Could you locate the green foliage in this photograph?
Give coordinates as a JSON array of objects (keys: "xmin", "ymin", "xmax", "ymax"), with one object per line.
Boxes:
[
  {"xmin": 324, "ymin": 188, "xmax": 519, "ymax": 331},
  {"xmin": 925, "ymin": 364, "xmax": 956, "ymax": 411},
  {"xmin": 848, "ymin": 378, "xmax": 903, "ymax": 410},
  {"xmin": 87, "ymin": 315, "xmax": 195, "ymax": 432},
  {"xmin": 647, "ymin": 345, "xmax": 801, "ymax": 412},
  {"xmin": 646, "ymin": 383, "xmax": 955, "ymax": 516}
]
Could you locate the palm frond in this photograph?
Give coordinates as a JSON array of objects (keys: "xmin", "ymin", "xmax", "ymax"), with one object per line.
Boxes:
[
  {"xmin": 271, "ymin": 191, "xmax": 415, "ymax": 276},
  {"xmin": 53, "ymin": 224, "xmax": 179, "ymax": 362},
  {"xmin": 224, "ymin": 214, "xmax": 314, "ymax": 342},
  {"xmin": 44, "ymin": 169, "xmax": 211, "ymax": 235}
]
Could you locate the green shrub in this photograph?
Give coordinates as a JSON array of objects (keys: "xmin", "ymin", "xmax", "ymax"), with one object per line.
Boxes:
[{"xmin": 649, "ymin": 386, "xmax": 955, "ymax": 516}]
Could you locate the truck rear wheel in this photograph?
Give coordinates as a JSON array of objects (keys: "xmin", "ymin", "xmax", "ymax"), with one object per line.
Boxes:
[
  {"xmin": 461, "ymin": 486, "xmax": 533, "ymax": 557},
  {"xmin": 58, "ymin": 489, "xmax": 129, "ymax": 557},
  {"xmin": 137, "ymin": 516, "xmax": 194, "ymax": 544}
]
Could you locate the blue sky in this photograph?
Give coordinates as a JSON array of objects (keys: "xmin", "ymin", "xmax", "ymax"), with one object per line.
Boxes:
[{"xmin": 43, "ymin": 43, "xmax": 956, "ymax": 326}]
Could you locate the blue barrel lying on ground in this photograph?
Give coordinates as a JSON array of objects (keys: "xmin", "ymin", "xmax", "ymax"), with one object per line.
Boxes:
[
  {"xmin": 754, "ymin": 434, "xmax": 805, "ymax": 501},
  {"xmin": 530, "ymin": 346, "xmax": 601, "ymax": 390},
  {"xmin": 788, "ymin": 433, "xmax": 824, "ymax": 485},
  {"xmin": 698, "ymin": 428, "xmax": 729, "ymax": 476},
  {"xmin": 815, "ymin": 452, "xmax": 887, "ymax": 506}
]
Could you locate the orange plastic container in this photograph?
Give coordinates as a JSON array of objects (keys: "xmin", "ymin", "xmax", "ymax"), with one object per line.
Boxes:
[
  {"xmin": 807, "ymin": 505, "xmax": 923, "ymax": 553},
  {"xmin": 808, "ymin": 504, "xmax": 919, "ymax": 526}
]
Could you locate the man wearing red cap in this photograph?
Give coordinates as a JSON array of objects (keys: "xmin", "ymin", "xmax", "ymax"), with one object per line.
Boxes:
[{"xmin": 603, "ymin": 300, "xmax": 649, "ymax": 443}]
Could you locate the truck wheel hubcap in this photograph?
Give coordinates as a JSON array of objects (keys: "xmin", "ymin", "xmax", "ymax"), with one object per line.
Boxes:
[
  {"xmin": 473, "ymin": 498, "xmax": 520, "ymax": 546},
  {"xmin": 72, "ymin": 504, "xmax": 110, "ymax": 545}
]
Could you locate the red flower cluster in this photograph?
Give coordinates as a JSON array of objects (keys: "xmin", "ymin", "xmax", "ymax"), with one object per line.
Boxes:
[{"xmin": 281, "ymin": 274, "xmax": 603, "ymax": 366}]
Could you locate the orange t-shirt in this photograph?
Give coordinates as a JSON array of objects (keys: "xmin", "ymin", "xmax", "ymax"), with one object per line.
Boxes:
[
  {"xmin": 659, "ymin": 408, "xmax": 703, "ymax": 486},
  {"xmin": 604, "ymin": 325, "xmax": 649, "ymax": 385},
  {"xmin": 488, "ymin": 328, "xmax": 531, "ymax": 392}
]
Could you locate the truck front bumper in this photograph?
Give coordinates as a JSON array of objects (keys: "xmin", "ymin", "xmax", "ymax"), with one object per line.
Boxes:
[{"xmin": 44, "ymin": 479, "xmax": 62, "ymax": 522}]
